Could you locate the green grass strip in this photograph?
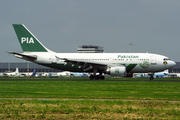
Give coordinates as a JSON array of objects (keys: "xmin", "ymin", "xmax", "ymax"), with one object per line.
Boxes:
[{"xmin": 0, "ymin": 80, "xmax": 180, "ymax": 100}]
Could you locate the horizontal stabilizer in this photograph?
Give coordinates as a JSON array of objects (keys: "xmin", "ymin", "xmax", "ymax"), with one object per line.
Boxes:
[{"xmin": 7, "ymin": 51, "xmax": 37, "ymax": 61}]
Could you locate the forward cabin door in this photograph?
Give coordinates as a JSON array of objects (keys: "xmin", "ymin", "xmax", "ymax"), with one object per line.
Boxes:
[{"xmin": 150, "ymin": 55, "xmax": 156, "ymax": 65}]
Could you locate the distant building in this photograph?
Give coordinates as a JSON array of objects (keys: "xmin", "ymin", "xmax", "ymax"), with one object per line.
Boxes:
[
  {"xmin": 77, "ymin": 45, "xmax": 104, "ymax": 53},
  {"xmin": 169, "ymin": 62, "xmax": 180, "ymax": 73}
]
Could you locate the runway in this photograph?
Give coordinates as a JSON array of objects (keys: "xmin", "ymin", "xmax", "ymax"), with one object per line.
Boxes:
[{"xmin": 0, "ymin": 78, "xmax": 180, "ymax": 82}]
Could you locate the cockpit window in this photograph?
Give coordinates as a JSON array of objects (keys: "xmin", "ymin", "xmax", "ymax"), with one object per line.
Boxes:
[{"xmin": 163, "ymin": 58, "xmax": 170, "ymax": 61}]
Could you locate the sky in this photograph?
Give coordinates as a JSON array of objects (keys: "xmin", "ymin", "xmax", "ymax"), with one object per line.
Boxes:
[{"xmin": 0, "ymin": 0, "xmax": 180, "ymax": 62}]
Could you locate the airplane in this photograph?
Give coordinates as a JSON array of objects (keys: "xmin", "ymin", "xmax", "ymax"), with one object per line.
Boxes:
[
  {"xmin": 3, "ymin": 68, "xmax": 19, "ymax": 77},
  {"xmin": 41, "ymin": 72, "xmax": 50, "ymax": 77},
  {"xmin": 7, "ymin": 24, "xmax": 176, "ymax": 80},
  {"xmin": 135, "ymin": 69, "xmax": 169, "ymax": 78},
  {"xmin": 41, "ymin": 72, "xmax": 55, "ymax": 77},
  {"xmin": 57, "ymin": 71, "xmax": 74, "ymax": 77},
  {"xmin": 41, "ymin": 71, "xmax": 73, "ymax": 77},
  {"xmin": 21, "ymin": 69, "xmax": 37, "ymax": 77},
  {"xmin": 153, "ymin": 69, "xmax": 168, "ymax": 78},
  {"xmin": 168, "ymin": 73, "xmax": 180, "ymax": 78},
  {"xmin": 73, "ymin": 72, "xmax": 89, "ymax": 77}
]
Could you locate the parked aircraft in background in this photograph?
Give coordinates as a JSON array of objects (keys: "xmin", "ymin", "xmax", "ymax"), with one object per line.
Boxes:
[
  {"xmin": 41, "ymin": 71, "xmax": 73, "ymax": 77},
  {"xmin": 135, "ymin": 69, "xmax": 169, "ymax": 78},
  {"xmin": 57, "ymin": 71, "xmax": 74, "ymax": 77},
  {"xmin": 168, "ymin": 73, "xmax": 180, "ymax": 78},
  {"xmin": 8, "ymin": 24, "xmax": 176, "ymax": 80},
  {"xmin": 73, "ymin": 73, "xmax": 89, "ymax": 77},
  {"xmin": 21, "ymin": 69, "xmax": 37, "ymax": 77},
  {"xmin": 41, "ymin": 73, "xmax": 50, "ymax": 77},
  {"xmin": 3, "ymin": 68, "xmax": 19, "ymax": 77},
  {"xmin": 153, "ymin": 69, "xmax": 168, "ymax": 78},
  {"xmin": 176, "ymin": 74, "xmax": 180, "ymax": 77}
]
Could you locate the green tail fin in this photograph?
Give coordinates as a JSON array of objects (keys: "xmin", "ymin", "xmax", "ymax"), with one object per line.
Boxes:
[{"xmin": 13, "ymin": 24, "xmax": 48, "ymax": 52}]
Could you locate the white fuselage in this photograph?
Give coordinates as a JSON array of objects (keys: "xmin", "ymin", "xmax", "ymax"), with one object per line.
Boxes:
[
  {"xmin": 3, "ymin": 68, "xmax": 19, "ymax": 77},
  {"xmin": 23, "ymin": 52, "xmax": 176, "ymax": 73}
]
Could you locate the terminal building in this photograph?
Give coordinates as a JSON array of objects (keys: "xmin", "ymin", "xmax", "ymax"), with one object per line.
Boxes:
[
  {"xmin": 169, "ymin": 62, "xmax": 180, "ymax": 73},
  {"xmin": 77, "ymin": 45, "xmax": 104, "ymax": 53}
]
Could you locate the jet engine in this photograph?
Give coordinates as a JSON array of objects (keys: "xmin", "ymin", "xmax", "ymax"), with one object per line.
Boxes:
[{"xmin": 105, "ymin": 66, "xmax": 127, "ymax": 77}]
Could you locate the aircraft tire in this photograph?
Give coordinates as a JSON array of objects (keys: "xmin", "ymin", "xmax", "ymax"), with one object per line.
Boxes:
[
  {"xmin": 149, "ymin": 75, "xmax": 153, "ymax": 80},
  {"xmin": 89, "ymin": 75, "xmax": 94, "ymax": 80},
  {"xmin": 100, "ymin": 76, "xmax": 105, "ymax": 80},
  {"xmin": 95, "ymin": 75, "xmax": 99, "ymax": 80}
]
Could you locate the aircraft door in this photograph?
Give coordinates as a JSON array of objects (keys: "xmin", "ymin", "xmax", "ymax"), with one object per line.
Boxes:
[
  {"xmin": 150, "ymin": 56, "xmax": 156, "ymax": 65},
  {"xmin": 51, "ymin": 55, "xmax": 57, "ymax": 64},
  {"xmin": 109, "ymin": 57, "xmax": 113, "ymax": 65}
]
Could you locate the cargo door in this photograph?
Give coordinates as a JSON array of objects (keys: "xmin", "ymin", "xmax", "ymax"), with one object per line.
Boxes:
[{"xmin": 51, "ymin": 55, "xmax": 57, "ymax": 64}]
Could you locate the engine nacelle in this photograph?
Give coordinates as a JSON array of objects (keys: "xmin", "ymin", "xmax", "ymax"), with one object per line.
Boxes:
[{"xmin": 105, "ymin": 66, "xmax": 127, "ymax": 77}]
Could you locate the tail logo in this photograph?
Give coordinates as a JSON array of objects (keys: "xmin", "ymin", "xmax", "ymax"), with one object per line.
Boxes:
[{"xmin": 21, "ymin": 37, "xmax": 34, "ymax": 44}]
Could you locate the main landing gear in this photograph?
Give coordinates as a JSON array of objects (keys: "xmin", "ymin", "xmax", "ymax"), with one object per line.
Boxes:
[
  {"xmin": 89, "ymin": 69, "xmax": 105, "ymax": 80},
  {"xmin": 89, "ymin": 74, "xmax": 105, "ymax": 80}
]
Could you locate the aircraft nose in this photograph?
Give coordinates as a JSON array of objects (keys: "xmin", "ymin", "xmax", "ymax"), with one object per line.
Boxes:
[
  {"xmin": 169, "ymin": 61, "xmax": 176, "ymax": 67},
  {"xmin": 172, "ymin": 61, "xmax": 176, "ymax": 67}
]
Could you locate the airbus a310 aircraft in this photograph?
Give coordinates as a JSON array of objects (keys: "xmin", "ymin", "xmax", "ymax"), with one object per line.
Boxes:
[{"xmin": 8, "ymin": 24, "xmax": 176, "ymax": 80}]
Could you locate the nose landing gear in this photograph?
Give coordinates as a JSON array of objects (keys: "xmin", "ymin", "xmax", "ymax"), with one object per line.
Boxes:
[
  {"xmin": 149, "ymin": 73, "xmax": 154, "ymax": 80},
  {"xmin": 149, "ymin": 75, "xmax": 153, "ymax": 80}
]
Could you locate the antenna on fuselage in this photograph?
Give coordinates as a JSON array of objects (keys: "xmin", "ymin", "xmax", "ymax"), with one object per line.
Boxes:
[{"xmin": 129, "ymin": 43, "xmax": 133, "ymax": 52}]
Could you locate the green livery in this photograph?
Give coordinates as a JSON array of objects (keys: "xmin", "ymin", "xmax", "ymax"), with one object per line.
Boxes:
[
  {"xmin": 8, "ymin": 24, "xmax": 176, "ymax": 80},
  {"xmin": 13, "ymin": 24, "xmax": 48, "ymax": 52}
]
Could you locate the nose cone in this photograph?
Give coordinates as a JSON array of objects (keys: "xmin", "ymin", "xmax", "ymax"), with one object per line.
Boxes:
[
  {"xmin": 172, "ymin": 61, "xmax": 176, "ymax": 67},
  {"xmin": 168, "ymin": 61, "xmax": 176, "ymax": 68}
]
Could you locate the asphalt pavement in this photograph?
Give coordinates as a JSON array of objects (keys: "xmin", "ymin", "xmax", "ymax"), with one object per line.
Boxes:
[{"xmin": 0, "ymin": 78, "xmax": 180, "ymax": 82}]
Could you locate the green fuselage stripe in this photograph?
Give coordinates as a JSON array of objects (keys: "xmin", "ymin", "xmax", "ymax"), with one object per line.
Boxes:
[
  {"xmin": 126, "ymin": 64, "xmax": 137, "ymax": 73},
  {"xmin": 39, "ymin": 63, "xmax": 137, "ymax": 73}
]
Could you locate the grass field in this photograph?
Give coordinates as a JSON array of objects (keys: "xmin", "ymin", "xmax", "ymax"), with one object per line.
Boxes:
[
  {"xmin": 0, "ymin": 78, "xmax": 180, "ymax": 119},
  {"xmin": 0, "ymin": 78, "xmax": 180, "ymax": 100},
  {"xmin": 0, "ymin": 99, "xmax": 180, "ymax": 119}
]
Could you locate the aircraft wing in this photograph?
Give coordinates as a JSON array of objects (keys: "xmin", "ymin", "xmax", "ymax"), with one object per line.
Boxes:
[
  {"xmin": 56, "ymin": 56, "xmax": 108, "ymax": 71},
  {"xmin": 3, "ymin": 73, "xmax": 14, "ymax": 76},
  {"xmin": 3, "ymin": 73, "xmax": 8, "ymax": 76},
  {"xmin": 7, "ymin": 51, "xmax": 37, "ymax": 61}
]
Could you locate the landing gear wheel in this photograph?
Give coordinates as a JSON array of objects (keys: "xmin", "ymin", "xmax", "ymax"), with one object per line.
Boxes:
[
  {"xmin": 95, "ymin": 75, "xmax": 99, "ymax": 80},
  {"xmin": 149, "ymin": 75, "xmax": 154, "ymax": 80},
  {"xmin": 89, "ymin": 75, "xmax": 94, "ymax": 80},
  {"xmin": 100, "ymin": 76, "xmax": 105, "ymax": 80},
  {"xmin": 89, "ymin": 75, "xmax": 105, "ymax": 80}
]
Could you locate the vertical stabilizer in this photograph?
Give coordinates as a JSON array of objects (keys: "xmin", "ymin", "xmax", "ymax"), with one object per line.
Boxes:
[
  {"xmin": 13, "ymin": 24, "xmax": 51, "ymax": 52},
  {"xmin": 15, "ymin": 68, "xmax": 19, "ymax": 74},
  {"xmin": 32, "ymin": 69, "xmax": 36, "ymax": 76}
]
